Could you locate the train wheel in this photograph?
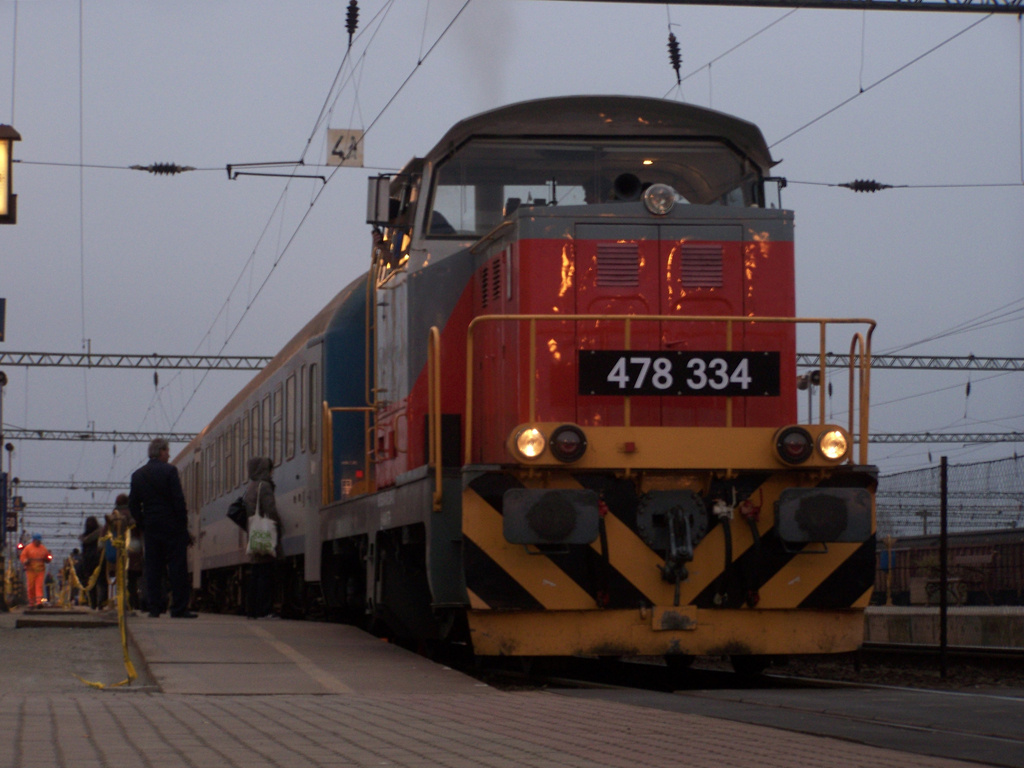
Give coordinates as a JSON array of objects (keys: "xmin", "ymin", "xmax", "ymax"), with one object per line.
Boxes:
[{"xmin": 730, "ymin": 654, "xmax": 770, "ymax": 678}]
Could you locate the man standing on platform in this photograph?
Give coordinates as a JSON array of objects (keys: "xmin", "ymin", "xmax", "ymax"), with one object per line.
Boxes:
[
  {"xmin": 19, "ymin": 533, "xmax": 52, "ymax": 608},
  {"xmin": 129, "ymin": 438, "xmax": 197, "ymax": 618}
]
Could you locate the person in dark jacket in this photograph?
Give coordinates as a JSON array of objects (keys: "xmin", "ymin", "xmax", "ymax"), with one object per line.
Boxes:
[
  {"xmin": 242, "ymin": 457, "xmax": 282, "ymax": 619},
  {"xmin": 78, "ymin": 516, "xmax": 106, "ymax": 608},
  {"xmin": 129, "ymin": 437, "xmax": 196, "ymax": 618}
]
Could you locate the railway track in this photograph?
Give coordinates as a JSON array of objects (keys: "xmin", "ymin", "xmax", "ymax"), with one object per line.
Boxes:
[
  {"xmin": 474, "ymin": 653, "xmax": 1024, "ymax": 768},
  {"xmin": 469, "ymin": 642, "xmax": 1024, "ymax": 694}
]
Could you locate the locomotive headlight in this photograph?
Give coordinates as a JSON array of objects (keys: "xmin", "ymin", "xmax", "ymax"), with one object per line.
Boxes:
[
  {"xmin": 549, "ymin": 425, "xmax": 587, "ymax": 463},
  {"xmin": 643, "ymin": 183, "xmax": 677, "ymax": 215},
  {"xmin": 817, "ymin": 429, "xmax": 849, "ymax": 461},
  {"xmin": 514, "ymin": 427, "xmax": 547, "ymax": 459},
  {"xmin": 774, "ymin": 426, "xmax": 813, "ymax": 465}
]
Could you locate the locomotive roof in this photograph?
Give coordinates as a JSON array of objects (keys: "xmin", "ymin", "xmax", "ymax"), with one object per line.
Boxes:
[{"xmin": 425, "ymin": 96, "xmax": 776, "ymax": 172}]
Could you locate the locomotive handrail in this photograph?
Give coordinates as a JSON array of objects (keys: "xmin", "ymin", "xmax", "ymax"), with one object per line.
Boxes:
[
  {"xmin": 464, "ymin": 313, "xmax": 876, "ymax": 466},
  {"xmin": 321, "ymin": 401, "xmax": 376, "ymax": 506},
  {"xmin": 850, "ymin": 331, "xmax": 873, "ymax": 465},
  {"xmin": 427, "ymin": 327, "xmax": 443, "ymax": 512}
]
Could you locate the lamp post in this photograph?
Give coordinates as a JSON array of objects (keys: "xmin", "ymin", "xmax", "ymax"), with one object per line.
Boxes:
[{"xmin": 0, "ymin": 371, "xmax": 7, "ymax": 611}]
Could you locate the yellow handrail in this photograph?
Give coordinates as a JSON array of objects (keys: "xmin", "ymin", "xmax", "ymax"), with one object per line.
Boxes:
[
  {"xmin": 321, "ymin": 401, "xmax": 375, "ymax": 506},
  {"xmin": 849, "ymin": 329, "xmax": 874, "ymax": 466},
  {"xmin": 427, "ymin": 327, "xmax": 442, "ymax": 511},
  {"xmin": 463, "ymin": 313, "xmax": 876, "ymax": 466}
]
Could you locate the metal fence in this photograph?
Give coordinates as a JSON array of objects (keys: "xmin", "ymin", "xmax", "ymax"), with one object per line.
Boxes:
[
  {"xmin": 875, "ymin": 456, "xmax": 1024, "ymax": 605},
  {"xmin": 878, "ymin": 456, "xmax": 1024, "ymax": 538}
]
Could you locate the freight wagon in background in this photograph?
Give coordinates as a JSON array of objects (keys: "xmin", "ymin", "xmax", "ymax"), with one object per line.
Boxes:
[{"xmin": 875, "ymin": 528, "xmax": 1024, "ymax": 606}]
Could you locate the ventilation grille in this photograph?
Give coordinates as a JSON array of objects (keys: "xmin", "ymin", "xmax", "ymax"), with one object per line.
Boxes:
[
  {"xmin": 680, "ymin": 244, "xmax": 723, "ymax": 288},
  {"xmin": 596, "ymin": 242, "xmax": 639, "ymax": 287},
  {"xmin": 480, "ymin": 256, "xmax": 503, "ymax": 307}
]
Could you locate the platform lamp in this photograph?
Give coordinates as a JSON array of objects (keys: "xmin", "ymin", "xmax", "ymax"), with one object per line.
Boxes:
[{"xmin": 0, "ymin": 125, "xmax": 21, "ymax": 225}]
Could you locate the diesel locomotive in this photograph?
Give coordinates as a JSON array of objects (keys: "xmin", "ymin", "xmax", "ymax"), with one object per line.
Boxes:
[{"xmin": 177, "ymin": 96, "xmax": 878, "ymax": 670}]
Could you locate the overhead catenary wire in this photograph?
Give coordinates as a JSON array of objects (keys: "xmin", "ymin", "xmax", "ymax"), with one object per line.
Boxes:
[
  {"xmin": 790, "ymin": 179, "xmax": 1023, "ymax": 189},
  {"xmin": 880, "ymin": 297, "xmax": 1024, "ymax": 354},
  {"xmin": 167, "ymin": 0, "xmax": 474, "ymax": 430},
  {"xmin": 663, "ymin": 9, "xmax": 799, "ymax": 100},
  {"xmin": 8, "ymin": 5, "xmax": 1019, "ymax": 496},
  {"xmin": 145, "ymin": 1, "xmax": 393, "ymax": 437},
  {"xmin": 770, "ymin": 13, "xmax": 992, "ymax": 148}
]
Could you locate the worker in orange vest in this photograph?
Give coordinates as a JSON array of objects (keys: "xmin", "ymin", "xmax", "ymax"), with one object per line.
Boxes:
[{"xmin": 20, "ymin": 533, "xmax": 53, "ymax": 608}]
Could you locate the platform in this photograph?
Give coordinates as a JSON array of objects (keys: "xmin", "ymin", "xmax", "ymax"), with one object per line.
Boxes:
[
  {"xmin": 0, "ymin": 608, "xmax": 988, "ymax": 768},
  {"xmin": 128, "ymin": 612, "xmax": 492, "ymax": 695},
  {"xmin": 865, "ymin": 605, "xmax": 1024, "ymax": 648}
]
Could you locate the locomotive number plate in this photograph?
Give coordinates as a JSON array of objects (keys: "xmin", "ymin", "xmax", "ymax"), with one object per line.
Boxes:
[{"xmin": 578, "ymin": 350, "xmax": 780, "ymax": 396}]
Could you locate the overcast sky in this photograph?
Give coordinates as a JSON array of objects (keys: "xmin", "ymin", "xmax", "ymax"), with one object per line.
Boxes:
[{"xmin": 0, "ymin": 0, "xmax": 1021, "ymax": 555}]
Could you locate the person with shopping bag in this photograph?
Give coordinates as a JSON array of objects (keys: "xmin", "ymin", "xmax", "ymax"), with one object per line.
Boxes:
[{"xmin": 242, "ymin": 457, "xmax": 283, "ymax": 619}]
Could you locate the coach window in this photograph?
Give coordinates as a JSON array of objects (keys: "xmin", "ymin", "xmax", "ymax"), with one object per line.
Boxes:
[
  {"xmin": 204, "ymin": 441, "xmax": 212, "ymax": 504},
  {"xmin": 309, "ymin": 363, "xmax": 319, "ymax": 454},
  {"xmin": 182, "ymin": 464, "xmax": 193, "ymax": 514},
  {"xmin": 249, "ymin": 405, "xmax": 259, "ymax": 468},
  {"xmin": 299, "ymin": 364, "xmax": 307, "ymax": 453},
  {"xmin": 266, "ymin": 393, "xmax": 274, "ymax": 460},
  {"xmin": 270, "ymin": 387, "xmax": 282, "ymax": 466},
  {"xmin": 211, "ymin": 434, "xmax": 219, "ymax": 499},
  {"xmin": 227, "ymin": 421, "xmax": 237, "ymax": 489},
  {"xmin": 237, "ymin": 421, "xmax": 243, "ymax": 487},
  {"xmin": 241, "ymin": 409, "xmax": 249, "ymax": 481},
  {"xmin": 216, "ymin": 433, "xmax": 225, "ymax": 498},
  {"xmin": 204, "ymin": 445, "xmax": 212, "ymax": 505},
  {"xmin": 285, "ymin": 374, "xmax": 296, "ymax": 461}
]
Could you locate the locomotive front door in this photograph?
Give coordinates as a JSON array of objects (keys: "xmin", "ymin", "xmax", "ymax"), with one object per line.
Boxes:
[{"xmin": 573, "ymin": 223, "xmax": 745, "ymax": 428}]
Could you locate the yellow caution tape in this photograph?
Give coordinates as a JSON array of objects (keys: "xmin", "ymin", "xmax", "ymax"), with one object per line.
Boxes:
[{"xmin": 75, "ymin": 522, "xmax": 138, "ymax": 689}]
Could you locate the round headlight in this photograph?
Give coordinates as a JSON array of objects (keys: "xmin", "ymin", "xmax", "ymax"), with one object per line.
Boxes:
[
  {"xmin": 643, "ymin": 183, "xmax": 677, "ymax": 215},
  {"xmin": 549, "ymin": 425, "xmax": 587, "ymax": 463},
  {"xmin": 514, "ymin": 427, "xmax": 547, "ymax": 459},
  {"xmin": 775, "ymin": 426, "xmax": 813, "ymax": 464},
  {"xmin": 817, "ymin": 429, "xmax": 849, "ymax": 461}
]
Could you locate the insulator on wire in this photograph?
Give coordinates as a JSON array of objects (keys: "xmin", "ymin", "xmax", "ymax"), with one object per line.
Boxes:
[
  {"xmin": 838, "ymin": 179, "xmax": 892, "ymax": 193},
  {"xmin": 346, "ymin": 1, "xmax": 359, "ymax": 46},
  {"xmin": 667, "ymin": 32, "xmax": 682, "ymax": 85},
  {"xmin": 130, "ymin": 163, "xmax": 195, "ymax": 175}
]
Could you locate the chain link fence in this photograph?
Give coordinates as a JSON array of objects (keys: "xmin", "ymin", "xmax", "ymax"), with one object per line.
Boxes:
[{"xmin": 875, "ymin": 456, "xmax": 1024, "ymax": 605}]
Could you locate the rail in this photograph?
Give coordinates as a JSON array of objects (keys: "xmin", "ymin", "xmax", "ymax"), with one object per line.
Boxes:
[{"xmin": 454, "ymin": 314, "xmax": 875, "ymax": 466}]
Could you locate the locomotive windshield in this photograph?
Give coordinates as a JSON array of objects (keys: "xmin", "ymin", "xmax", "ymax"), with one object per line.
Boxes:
[{"xmin": 427, "ymin": 138, "xmax": 763, "ymax": 237}]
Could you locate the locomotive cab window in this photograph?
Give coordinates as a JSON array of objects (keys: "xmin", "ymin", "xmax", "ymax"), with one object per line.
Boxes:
[
  {"xmin": 375, "ymin": 166, "xmax": 423, "ymax": 285},
  {"xmin": 427, "ymin": 139, "xmax": 764, "ymax": 238}
]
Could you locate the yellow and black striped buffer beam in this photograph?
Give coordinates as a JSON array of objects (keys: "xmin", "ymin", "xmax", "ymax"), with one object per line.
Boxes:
[{"xmin": 462, "ymin": 470, "xmax": 876, "ymax": 612}]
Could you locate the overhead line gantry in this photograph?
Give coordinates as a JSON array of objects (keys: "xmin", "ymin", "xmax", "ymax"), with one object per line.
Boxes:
[
  {"xmin": 4, "ymin": 427, "xmax": 1016, "ymax": 445},
  {"xmin": 1, "ymin": 351, "xmax": 1020, "ymax": 371},
  {"xmin": 548, "ymin": 0, "xmax": 1022, "ymax": 13},
  {"xmin": 0, "ymin": 352, "xmax": 270, "ymax": 370},
  {"xmin": 4, "ymin": 429, "xmax": 197, "ymax": 443}
]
